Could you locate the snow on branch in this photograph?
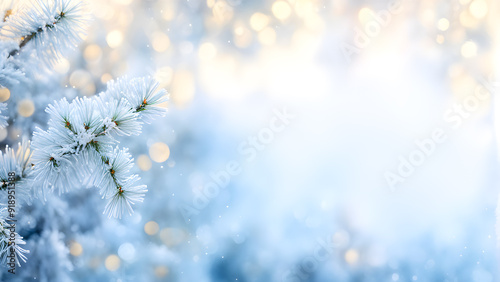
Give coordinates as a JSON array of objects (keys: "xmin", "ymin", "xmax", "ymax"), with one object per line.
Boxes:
[
  {"xmin": 30, "ymin": 76, "xmax": 168, "ymax": 218},
  {"xmin": 0, "ymin": 209, "xmax": 29, "ymax": 267},
  {"xmin": 1, "ymin": 0, "xmax": 90, "ymax": 66}
]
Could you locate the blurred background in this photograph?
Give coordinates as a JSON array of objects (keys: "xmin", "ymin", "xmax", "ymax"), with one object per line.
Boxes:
[{"xmin": 3, "ymin": 0, "xmax": 500, "ymax": 281}]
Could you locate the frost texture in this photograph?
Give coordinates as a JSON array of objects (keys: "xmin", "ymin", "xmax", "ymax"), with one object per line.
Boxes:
[
  {"xmin": 30, "ymin": 76, "xmax": 168, "ymax": 218},
  {"xmin": 1, "ymin": 0, "xmax": 91, "ymax": 67},
  {"xmin": 0, "ymin": 0, "xmax": 170, "ymax": 277}
]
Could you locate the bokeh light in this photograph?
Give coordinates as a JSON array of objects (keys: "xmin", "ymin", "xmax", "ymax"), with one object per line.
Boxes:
[
  {"xmin": 152, "ymin": 32, "xmax": 170, "ymax": 53},
  {"xmin": 137, "ymin": 154, "xmax": 152, "ymax": 171},
  {"xmin": 437, "ymin": 18, "xmax": 449, "ymax": 31},
  {"xmin": 144, "ymin": 221, "xmax": 159, "ymax": 235},
  {"xmin": 198, "ymin": 42, "xmax": 217, "ymax": 60},
  {"xmin": 84, "ymin": 44, "xmax": 102, "ymax": 62},
  {"xmin": 345, "ymin": 249, "xmax": 359, "ymax": 265},
  {"xmin": 104, "ymin": 255, "xmax": 120, "ymax": 271},
  {"xmin": 358, "ymin": 7, "xmax": 374, "ymax": 24},
  {"xmin": 0, "ymin": 88, "xmax": 10, "ymax": 102},
  {"xmin": 250, "ymin": 12, "xmax": 269, "ymax": 31},
  {"xmin": 272, "ymin": 1, "xmax": 292, "ymax": 21},
  {"xmin": 258, "ymin": 27, "xmax": 276, "ymax": 45},
  {"xmin": 155, "ymin": 266, "xmax": 169, "ymax": 278},
  {"xmin": 106, "ymin": 30, "xmax": 124, "ymax": 48},
  {"xmin": 149, "ymin": 142, "xmax": 170, "ymax": 163},
  {"xmin": 17, "ymin": 99, "xmax": 35, "ymax": 117},
  {"xmin": 170, "ymin": 70, "xmax": 195, "ymax": 107},
  {"xmin": 461, "ymin": 41, "xmax": 478, "ymax": 58},
  {"xmin": 54, "ymin": 58, "xmax": 70, "ymax": 74},
  {"xmin": 69, "ymin": 241, "xmax": 83, "ymax": 256},
  {"xmin": 469, "ymin": 0, "xmax": 488, "ymax": 19}
]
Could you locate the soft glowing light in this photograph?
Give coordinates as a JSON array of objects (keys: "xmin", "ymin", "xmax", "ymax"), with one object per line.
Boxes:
[
  {"xmin": 199, "ymin": 55, "xmax": 241, "ymax": 99},
  {"xmin": 420, "ymin": 9, "xmax": 435, "ymax": 27},
  {"xmin": 291, "ymin": 28, "xmax": 317, "ymax": 50},
  {"xmin": 436, "ymin": 34, "xmax": 444, "ymax": 44},
  {"xmin": 294, "ymin": 0, "xmax": 315, "ymax": 18},
  {"xmin": 437, "ymin": 18, "xmax": 449, "ymax": 31},
  {"xmin": 460, "ymin": 0, "xmax": 471, "ymax": 4},
  {"xmin": 459, "ymin": 11, "xmax": 478, "ymax": 28},
  {"xmin": 70, "ymin": 70, "xmax": 95, "ymax": 96},
  {"xmin": 250, "ymin": 12, "xmax": 269, "ymax": 31},
  {"xmin": 84, "ymin": 44, "xmax": 102, "ymax": 62},
  {"xmin": 18, "ymin": 99, "xmax": 35, "ymax": 117},
  {"xmin": 101, "ymin": 73, "xmax": 113, "ymax": 84},
  {"xmin": 258, "ymin": 27, "xmax": 276, "ymax": 46},
  {"xmin": 144, "ymin": 221, "xmax": 160, "ymax": 235},
  {"xmin": 234, "ymin": 25, "xmax": 244, "ymax": 36},
  {"xmin": 450, "ymin": 72, "xmax": 476, "ymax": 97},
  {"xmin": 448, "ymin": 64, "xmax": 464, "ymax": 79},
  {"xmin": 94, "ymin": 3, "xmax": 114, "ymax": 20},
  {"xmin": 198, "ymin": 42, "xmax": 217, "ymax": 60},
  {"xmin": 106, "ymin": 30, "xmax": 124, "ymax": 48},
  {"xmin": 162, "ymin": 7, "xmax": 175, "ymax": 21},
  {"xmin": 117, "ymin": 9, "xmax": 134, "ymax": 27},
  {"xmin": 54, "ymin": 58, "xmax": 70, "ymax": 74},
  {"xmin": 304, "ymin": 12, "xmax": 324, "ymax": 31},
  {"xmin": 345, "ymin": 249, "xmax": 359, "ymax": 265},
  {"xmin": 461, "ymin": 41, "xmax": 477, "ymax": 58},
  {"xmin": 469, "ymin": 0, "xmax": 488, "ymax": 19},
  {"xmin": 207, "ymin": 0, "xmax": 215, "ymax": 8},
  {"xmin": 152, "ymin": 32, "xmax": 170, "ymax": 52},
  {"xmin": 137, "ymin": 154, "xmax": 152, "ymax": 171},
  {"xmin": 105, "ymin": 255, "xmax": 120, "ymax": 271},
  {"xmin": 155, "ymin": 266, "xmax": 169, "ymax": 278},
  {"xmin": 234, "ymin": 24, "xmax": 253, "ymax": 48},
  {"xmin": 171, "ymin": 70, "xmax": 195, "ymax": 107},
  {"xmin": 70, "ymin": 241, "xmax": 83, "ymax": 256},
  {"xmin": 0, "ymin": 88, "xmax": 10, "ymax": 102},
  {"xmin": 212, "ymin": 1, "xmax": 233, "ymax": 23},
  {"xmin": 272, "ymin": 1, "xmax": 292, "ymax": 20},
  {"xmin": 358, "ymin": 7, "xmax": 374, "ymax": 24},
  {"xmin": 70, "ymin": 70, "xmax": 92, "ymax": 88},
  {"xmin": 149, "ymin": 142, "xmax": 170, "ymax": 163}
]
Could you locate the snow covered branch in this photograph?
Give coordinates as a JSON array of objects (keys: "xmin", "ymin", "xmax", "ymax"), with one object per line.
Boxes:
[
  {"xmin": 30, "ymin": 76, "xmax": 168, "ymax": 218},
  {"xmin": 0, "ymin": 209, "xmax": 29, "ymax": 269},
  {"xmin": 0, "ymin": 143, "xmax": 31, "ymax": 269},
  {"xmin": 1, "ymin": 0, "xmax": 90, "ymax": 66}
]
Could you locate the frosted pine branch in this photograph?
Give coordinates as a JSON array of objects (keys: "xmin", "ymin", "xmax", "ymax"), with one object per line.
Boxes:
[
  {"xmin": 31, "ymin": 76, "xmax": 168, "ymax": 218},
  {"xmin": 0, "ymin": 141, "xmax": 33, "ymax": 205},
  {"xmin": 0, "ymin": 135, "xmax": 32, "ymax": 270},
  {"xmin": 0, "ymin": 141, "xmax": 32, "ymax": 190},
  {"xmin": 0, "ymin": 41, "xmax": 25, "ymax": 87},
  {"xmin": 105, "ymin": 76, "xmax": 169, "ymax": 122},
  {"xmin": 1, "ymin": 0, "xmax": 90, "ymax": 66},
  {"xmin": 0, "ymin": 209, "xmax": 29, "ymax": 267},
  {"xmin": 0, "ymin": 0, "xmax": 17, "ymax": 27}
]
